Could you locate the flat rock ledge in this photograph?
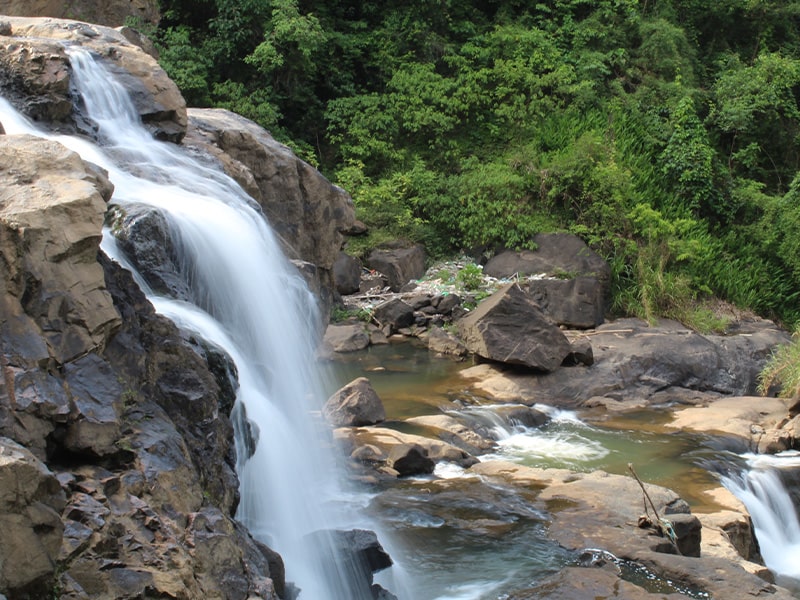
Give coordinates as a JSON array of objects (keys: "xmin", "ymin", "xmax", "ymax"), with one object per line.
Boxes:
[{"xmin": 471, "ymin": 461, "xmax": 795, "ymax": 600}]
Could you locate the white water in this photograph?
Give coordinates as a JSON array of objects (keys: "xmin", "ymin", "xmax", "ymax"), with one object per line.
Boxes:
[
  {"xmin": 0, "ymin": 49, "xmax": 391, "ymax": 599},
  {"xmin": 721, "ymin": 452, "xmax": 800, "ymax": 584}
]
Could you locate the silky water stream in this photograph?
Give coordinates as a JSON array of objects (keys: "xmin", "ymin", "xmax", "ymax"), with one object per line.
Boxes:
[{"xmin": 0, "ymin": 49, "xmax": 400, "ymax": 599}]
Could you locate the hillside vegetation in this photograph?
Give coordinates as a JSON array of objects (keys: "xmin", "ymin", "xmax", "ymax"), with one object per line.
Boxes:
[{"xmin": 148, "ymin": 0, "xmax": 800, "ymax": 328}]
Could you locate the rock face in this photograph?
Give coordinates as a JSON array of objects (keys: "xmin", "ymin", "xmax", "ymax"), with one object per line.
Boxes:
[
  {"xmin": 458, "ymin": 283, "xmax": 572, "ymax": 372},
  {"xmin": 0, "ymin": 16, "xmax": 186, "ymax": 140},
  {"xmin": 0, "ymin": 132, "xmax": 283, "ymax": 597},
  {"xmin": 0, "ymin": 135, "xmax": 121, "ymax": 366},
  {"xmin": 525, "ymin": 276, "xmax": 606, "ymax": 329},
  {"xmin": 183, "ymin": 108, "xmax": 355, "ymax": 307},
  {"xmin": 0, "ymin": 0, "xmax": 160, "ymax": 27},
  {"xmin": 0, "ymin": 437, "xmax": 65, "ymax": 597}
]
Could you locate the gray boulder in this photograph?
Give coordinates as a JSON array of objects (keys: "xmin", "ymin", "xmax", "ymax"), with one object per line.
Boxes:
[
  {"xmin": 372, "ymin": 298, "xmax": 415, "ymax": 332},
  {"xmin": 484, "ymin": 233, "xmax": 610, "ymax": 281},
  {"xmin": 323, "ymin": 323, "xmax": 370, "ymax": 353},
  {"xmin": 458, "ymin": 283, "xmax": 572, "ymax": 372},
  {"xmin": 333, "ymin": 251, "xmax": 362, "ymax": 296},
  {"xmin": 525, "ymin": 276, "xmax": 606, "ymax": 329},
  {"xmin": 365, "ymin": 243, "xmax": 426, "ymax": 292},
  {"xmin": 324, "ymin": 378, "xmax": 386, "ymax": 427}
]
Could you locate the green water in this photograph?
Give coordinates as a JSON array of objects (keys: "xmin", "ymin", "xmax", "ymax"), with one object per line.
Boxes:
[{"xmin": 323, "ymin": 341, "xmax": 727, "ymax": 598}]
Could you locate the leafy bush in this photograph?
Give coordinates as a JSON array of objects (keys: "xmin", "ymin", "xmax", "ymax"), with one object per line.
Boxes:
[{"xmin": 456, "ymin": 263, "xmax": 483, "ymax": 291}]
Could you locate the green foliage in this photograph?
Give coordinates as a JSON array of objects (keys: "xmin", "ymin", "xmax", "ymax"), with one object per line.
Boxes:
[
  {"xmin": 455, "ymin": 263, "xmax": 483, "ymax": 291},
  {"xmin": 153, "ymin": 0, "xmax": 800, "ymax": 327},
  {"xmin": 758, "ymin": 328, "xmax": 800, "ymax": 398}
]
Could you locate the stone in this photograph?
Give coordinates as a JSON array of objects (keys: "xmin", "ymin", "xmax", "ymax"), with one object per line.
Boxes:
[
  {"xmin": 458, "ymin": 283, "xmax": 572, "ymax": 372},
  {"xmin": 106, "ymin": 204, "xmax": 191, "ymax": 301},
  {"xmin": 333, "ymin": 251, "xmax": 362, "ymax": 296},
  {"xmin": 427, "ymin": 326, "xmax": 468, "ymax": 357},
  {"xmin": 184, "ymin": 108, "xmax": 354, "ymax": 274},
  {"xmin": 0, "ymin": 17, "xmax": 186, "ymax": 140},
  {"xmin": 0, "ymin": 437, "xmax": 65, "ymax": 597},
  {"xmin": 434, "ymin": 293, "xmax": 462, "ymax": 315},
  {"xmin": 0, "ymin": 135, "xmax": 122, "ymax": 365},
  {"xmin": 0, "ymin": 1, "xmax": 161, "ymax": 27},
  {"xmin": 484, "ymin": 232, "xmax": 611, "ymax": 283},
  {"xmin": 405, "ymin": 414, "xmax": 496, "ymax": 454},
  {"xmin": 365, "ymin": 242, "xmax": 426, "ymax": 292},
  {"xmin": 525, "ymin": 276, "xmax": 606, "ymax": 328},
  {"xmin": 387, "ymin": 444, "xmax": 434, "ymax": 476},
  {"xmin": 372, "ymin": 298, "xmax": 415, "ymax": 332},
  {"xmin": 324, "ymin": 377, "xmax": 386, "ymax": 427},
  {"xmin": 323, "ymin": 323, "xmax": 370, "ymax": 353}
]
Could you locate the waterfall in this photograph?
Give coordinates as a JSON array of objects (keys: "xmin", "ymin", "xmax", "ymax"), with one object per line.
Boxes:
[
  {"xmin": 721, "ymin": 452, "xmax": 800, "ymax": 586},
  {"xmin": 1, "ymin": 48, "xmax": 388, "ymax": 599}
]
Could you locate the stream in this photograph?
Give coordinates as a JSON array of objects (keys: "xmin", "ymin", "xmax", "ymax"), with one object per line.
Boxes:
[{"xmin": 324, "ymin": 340, "xmax": 800, "ymax": 598}]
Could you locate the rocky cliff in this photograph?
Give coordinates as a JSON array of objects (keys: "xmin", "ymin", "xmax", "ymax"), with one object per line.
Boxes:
[{"xmin": 0, "ymin": 15, "xmax": 353, "ymax": 600}]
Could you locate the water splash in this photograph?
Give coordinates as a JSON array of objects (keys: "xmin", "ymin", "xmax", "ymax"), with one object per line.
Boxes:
[
  {"xmin": 2, "ymin": 48, "xmax": 390, "ymax": 599},
  {"xmin": 721, "ymin": 452, "xmax": 800, "ymax": 585}
]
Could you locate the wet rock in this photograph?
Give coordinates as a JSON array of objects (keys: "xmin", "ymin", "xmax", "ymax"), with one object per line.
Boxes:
[
  {"xmin": 62, "ymin": 354, "xmax": 123, "ymax": 457},
  {"xmin": 458, "ymin": 283, "xmax": 571, "ymax": 372},
  {"xmin": 365, "ymin": 243, "xmax": 426, "ymax": 292},
  {"xmin": 1, "ymin": 17, "xmax": 186, "ymax": 140},
  {"xmin": 0, "ymin": 437, "xmax": 65, "ymax": 597},
  {"xmin": 427, "ymin": 326, "xmax": 469, "ymax": 357},
  {"xmin": 387, "ymin": 444, "xmax": 434, "ymax": 476},
  {"xmin": 107, "ymin": 203, "xmax": 191, "ymax": 300},
  {"xmin": 405, "ymin": 414, "xmax": 496, "ymax": 455},
  {"xmin": 493, "ymin": 405, "xmax": 549, "ymax": 429},
  {"xmin": 324, "ymin": 377, "xmax": 386, "ymax": 427}
]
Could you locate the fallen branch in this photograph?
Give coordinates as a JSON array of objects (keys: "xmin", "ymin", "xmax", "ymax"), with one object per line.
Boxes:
[{"xmin": 628, "ymin": 463, "xmax": 681, "ymax": 555}]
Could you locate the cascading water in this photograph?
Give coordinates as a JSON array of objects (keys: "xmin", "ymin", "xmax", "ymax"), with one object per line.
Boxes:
[
  {"xmin": 720, "ymin": 452, "xmax": 800, "ymax": 587},
  {"xmin": 0, "ymin": 48, "xmax": 392, "ymax": 599}
]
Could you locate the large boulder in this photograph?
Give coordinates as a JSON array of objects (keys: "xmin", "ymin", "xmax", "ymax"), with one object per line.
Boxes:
[
  {"xmin": 333, "ymin": 251, "xmax": 362, "ymax": 296},
  {"xmin": 0, "ymin": 135, "xmax": 121, "ymax": 365},
  {"xmin": 0, "ymin": 437, "xmax": 65, "ymax": 598},
  {"xmin": 0, "ymin": 17, "xmax": 185, "ymax": 140},
  {"xmin": 0, "ymin": 1, "xmax": 160, "ymax": 27},
  {"xmin": 372, "ymin": 298, "xmax": 415, "ymax": 332},
  {"xmin": 322, "ymin": 323, "xmax": 370, "ymax": 353},
  {"xmin": 458, "ymin": 283, "xmax": 572, "ymax": 372},
  {"xmin": 324, "ymin": 377, "xmax": 386, "ymax": 427},
  {"xmin": 184, "ymin": 108, "xmax": 354, "ymax": 272},
  {"xmin": 365, "ymin": 242, "xmax": 426, "ymax": 292},
  {"xmin": 525, "ymin": 276, "xmax": 606, "ymax": 329},
  {"xmin": 460, "ymin": 317, "xmax": 790, "ymax": 408},
  {"xmin": 484, "ymin": 233, "xmax": 610, "ymax": 282}
]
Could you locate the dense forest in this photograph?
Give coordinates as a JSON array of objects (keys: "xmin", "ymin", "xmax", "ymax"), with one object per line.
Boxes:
[{"xmin": 144, "ymin": 0, "xmax": 800, "ymax": 330}]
